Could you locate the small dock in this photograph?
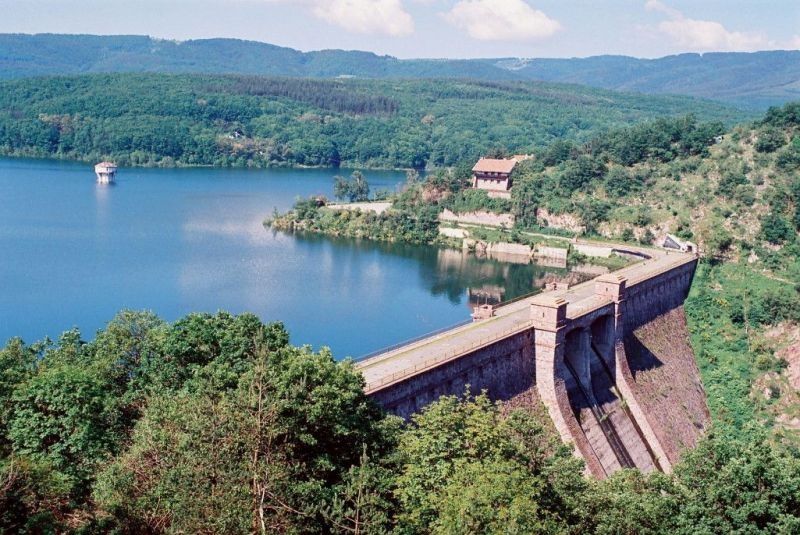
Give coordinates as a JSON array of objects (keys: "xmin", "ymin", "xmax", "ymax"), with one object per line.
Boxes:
[{"xmin": 94, "ymin": 162, "xmax": 117, "ymax": 184}]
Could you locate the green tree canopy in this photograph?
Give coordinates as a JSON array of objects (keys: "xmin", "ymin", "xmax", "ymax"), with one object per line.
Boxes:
[
  {"xmin": 393, "ymin": 393, "xmax": 588, "ymax": 534},
  {"xmin": 94, "ymin": 344, "xmax": 395, "ymax": 534},
  {"xmin": 334, "ymin": 170, "xmax": 371, "ymax": 202}
]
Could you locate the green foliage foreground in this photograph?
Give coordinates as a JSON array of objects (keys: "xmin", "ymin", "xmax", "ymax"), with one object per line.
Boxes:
[{"xmin": 1, "ymin": 310, "xmax": 799, "ymax": 534}]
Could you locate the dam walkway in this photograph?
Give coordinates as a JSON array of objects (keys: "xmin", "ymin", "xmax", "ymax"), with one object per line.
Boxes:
[{"xmin": 356, "ymin": 244, "xmax": 694, "ymax": 395}]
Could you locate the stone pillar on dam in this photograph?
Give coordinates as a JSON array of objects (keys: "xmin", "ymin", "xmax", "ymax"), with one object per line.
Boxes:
[
  {"xmin": 595, "ymin": 273, "xmax": 626, "ymax": 359},
  {"xmin": 530, "ymin": 295, "xmax": 607, "ymax": 472}
]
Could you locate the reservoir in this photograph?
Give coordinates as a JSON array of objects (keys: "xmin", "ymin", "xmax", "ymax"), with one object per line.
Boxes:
[{"xmin": 0, "ymin": 158, "xmax": 581, "ymax": 358}]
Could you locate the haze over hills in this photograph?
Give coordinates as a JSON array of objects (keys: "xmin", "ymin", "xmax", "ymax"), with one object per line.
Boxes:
[
  {"xmin": 1, "ymin": 33, "xmax": 799, "ymax": 109},
  {"xmin": 491, "ymin": 52, "xmax": 800, "ymax": 110}
]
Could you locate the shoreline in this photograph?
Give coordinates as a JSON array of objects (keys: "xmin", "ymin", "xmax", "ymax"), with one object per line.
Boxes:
[{"xmin": 0, "ymin": 151, "xmax": 419, "ymax": 173}]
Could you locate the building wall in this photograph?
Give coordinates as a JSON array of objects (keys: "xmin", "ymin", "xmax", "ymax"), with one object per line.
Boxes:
[{"xmin": 474, "ymin": 176, "xmax": 510, "ymax": 191}]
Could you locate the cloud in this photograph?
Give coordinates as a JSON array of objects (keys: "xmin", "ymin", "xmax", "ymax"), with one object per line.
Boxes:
[
  {"xmin": 444, "ymin": 0, "xmax": 560, "ymax": 42},
  {"xmin": 644, "ymin": 0, "xmax": 680, "ymax": 18},
  {"xmin": 310, "ymin": 0, "xmax": 414, "ymax": 36},
  {"xmin": 645, "ymin": 0, "xmax": 766, "ymax": 52}
]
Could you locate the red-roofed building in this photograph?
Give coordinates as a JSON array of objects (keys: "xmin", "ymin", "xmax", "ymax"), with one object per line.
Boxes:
[{"xmin": 471, "ymin": 157, "xmax": 518, "ymax": 196}]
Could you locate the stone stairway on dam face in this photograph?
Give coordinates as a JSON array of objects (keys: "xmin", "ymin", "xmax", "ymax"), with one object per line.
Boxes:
[
  {"xmin": 589, "ymin": 346, "xmax": 658, "ymax": 473},
  {"xmin": 564, "ymin": 368, "xmax": 622, "ymax": 476},
  {"xmin": 564, "ymin": 345, "xmax": 659, "ymax": 475}
]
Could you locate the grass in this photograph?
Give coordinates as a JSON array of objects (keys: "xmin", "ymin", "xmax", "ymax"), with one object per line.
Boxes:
[{"xmin": 686, "ymin": 260, "xmax": 799, "ymax": 443}]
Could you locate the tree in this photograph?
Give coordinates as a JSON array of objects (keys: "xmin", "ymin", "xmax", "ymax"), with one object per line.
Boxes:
[
  {"xmin": 559, "ymin": 155, "xmax": 606, "ymax": 193},
  {"xmin": 0, "ymin": 338, "xmax": 39, "ymax": 457},
  {"xmin": 620, "ymin": 227, "xmax": 635, "ymax": 242},
  {"xmin": 697, "ymin": 216, "xmax": 733, "ymax": 263},
  {"xmin": 326, "ymin": 446, "xmax": 398, "ymax": 535},
  {"xmin": 716, "ymin": 163, "xmax": 748, "ymax": 198},
  {"xmin": 776, "ymin": 136, "xmax": 800, "ymax": 172},
  {"xmin": 672, "ymin": 429, "xmax": 800, "ymax": 533},
  {"xmin": 0, "ymin": 456, "xmax": 73, "ymax": 533},
  {"xmin": 754, "ymin": 127, "xmax": 786, "ymax": 153},
  {"xmin": 86, "ymin": 309, "xmax": 166, "ymax": 408},
  {"xmin": 334, "ymin": 171, "xmax": 370, "ymax": 202},
  {"xmin": 148, "ymin": 311, "xmax": 288, "ymax": 392},
  {"xmin": 762, "ymin": 102, "xmax": 800, "ymax": 127},
  {"xmin": 334, "ymin": 174, "xmax": 351, "ymax": 201},
  {"xmin": 433, "ymin": 459, "xmax": 553, "ymax": 534},
  {"xmin": 791, "ymin": 179, "xmax": 800, "ymax": 231},
  {"xmin": 483, "ymin": 147, "xmax": 508, "ymax": 159},
  {"xmin": 393, "ymin": 393, "xmax": 587, "ymax": 534},
  {"xmin": 95, "ymin": 344, "xmax": 393, "ymax": 534},
  {"xmin": 511, "ymin": 176, "xmax": 540, "ymax": 228},
  {"xmin": 539, "ymin": 139, "xmax": 575, "ymax": 167},
  {"xmin": 604, "ymin": 167, "xmax": 636, "ymax": 198},
  {"xmin": 8, "ymin": 363, "xmax": 125, "ymax": 498},
  {"xmin": 576, "ymin": 198, "xmax": 612, "ymax": 235},
  {"xmin": 589, "ymin": 471, "xmax": 679, "ymax": 535}
]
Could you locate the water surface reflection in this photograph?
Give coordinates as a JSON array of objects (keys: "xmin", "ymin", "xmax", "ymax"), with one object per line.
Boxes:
[{"xmin": 1, "ymin": 158, "xmax": 597, "ymax": 358}]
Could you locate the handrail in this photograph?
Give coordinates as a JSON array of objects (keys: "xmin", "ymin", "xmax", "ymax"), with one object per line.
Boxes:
[
  {"xmin": 565, "ymin": 296, "xmax": 614, "ymax": 320},
  {"xmin": 494, "ymin": 289, "xmax": 540, "ymax": 309},
  {"xmin": 358, "ymin": 285, "xmax": 546, "ymax": 363},
  {"xmin": 358, "ymin": 249, "xmax": 697, "ymax": 396},
  {"xmin": 623, "ymin": 254, "xmax": 695, "ymax": 287},
  {"xmin": 355, "ymin": 318, "xmax": 473, "ymax": 362},
  {"xmin": 609, "ymin": 247, "xmax": 652, "ymax": 260},
  {"xmin": 363, "ymin": 319, "xmax": 534, "ymax": 392}
]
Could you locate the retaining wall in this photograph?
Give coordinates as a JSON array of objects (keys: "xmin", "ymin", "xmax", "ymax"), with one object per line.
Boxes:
[{"xmin": 369, "ymin": 329, "xmax": 535, "ymax": 420}]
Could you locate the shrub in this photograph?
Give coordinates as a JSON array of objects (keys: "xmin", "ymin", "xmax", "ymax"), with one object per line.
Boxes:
[
  {"xmin": 733, "ymin": 184, "xmax": 756, "ymax": 207},
  {"xmin": 760, "ymin": 213, "xmax": 794, "ymax": 244},
  {"xmin": 775, "ymin": 137, "xmax": 800, "ymax": 171},
  {"xmin": 754, "ymin": 127, "xmax": 786, "ymax": 153}
]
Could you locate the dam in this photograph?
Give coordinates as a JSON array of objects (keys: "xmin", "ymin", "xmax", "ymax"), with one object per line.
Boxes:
[{"xmin": 355, "ymin": 244, "xmax": 709, "ymax": 478}]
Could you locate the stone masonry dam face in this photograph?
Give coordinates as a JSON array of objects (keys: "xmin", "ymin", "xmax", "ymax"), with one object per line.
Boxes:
[{"xmin": 355, "ymin": 247, "xmax": 709, "ymax": 478}]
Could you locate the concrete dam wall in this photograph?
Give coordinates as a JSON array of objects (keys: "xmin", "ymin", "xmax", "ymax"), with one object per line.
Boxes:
[{"xmin": 358, "ymin": 250, "xmax": 710, "ymax": 478}]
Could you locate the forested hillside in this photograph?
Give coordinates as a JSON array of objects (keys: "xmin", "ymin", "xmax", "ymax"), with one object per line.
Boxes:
[
  {"xmin": 0, "ymin": 34, "xmax": 511, "ymax": 80},
  {"xmin": 2, "ymin": 34, "xmax": 798, "ymax": 108},
  {"xmin": 2, "ymin": 82, "xmax": 800, "ymax": 532},
  {"xmin": 278, "ymin": 102, "xmax": 800, "ymax": 451},
  {"xmin": 0, "ymin": 73, "xmax": 748, "ymax": 169},
  {"xmin": 512, "ymin": 103, "xmax": 800, "ymax": 444}
]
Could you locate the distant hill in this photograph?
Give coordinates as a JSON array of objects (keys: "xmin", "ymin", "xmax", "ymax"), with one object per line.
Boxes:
[
  {"xmin": 0, "ymin": 73, "xmax": 748, "ymax": 169},
  {"xmin": 490, "ymin": 52, "xmax": 800, "ymax": 110},
  {"xmin": 0, "ymin": 34, "xmax": 513, "ymax": 81},
  {"xmin": 1, "ymin": 34, "xmax": 798, "ymax": 109}
]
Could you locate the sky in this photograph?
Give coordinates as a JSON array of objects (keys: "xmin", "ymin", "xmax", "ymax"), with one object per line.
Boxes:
[{"xmin": 1, "ymin": 0, "xmax": 798, "ymax": 59}]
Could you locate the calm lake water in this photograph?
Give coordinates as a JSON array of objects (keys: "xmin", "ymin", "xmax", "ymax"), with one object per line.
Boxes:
[{"xmin": 0, "ymin": 158, "xmax": 576, "ymax": 358}]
